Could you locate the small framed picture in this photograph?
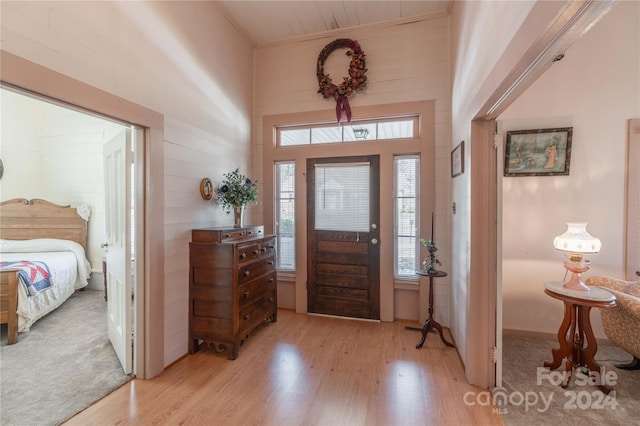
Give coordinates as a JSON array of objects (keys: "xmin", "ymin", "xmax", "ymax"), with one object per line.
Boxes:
[
  {"xmin": 504, "ymin": 127, "xmax": 572, "ymax": 176},
  {"xmin": 200, "ymin": 178, "xmax": 213, "ymax": 200},
  {"xmin": 451, "ymin": 141, "xmax": 464, "ymax": 178}
]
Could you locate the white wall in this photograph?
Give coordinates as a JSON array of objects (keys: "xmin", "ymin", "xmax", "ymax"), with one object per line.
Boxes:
[
  {"xmin": 499, "ymin": 0, "xmax": 640, "ymax": 338},
  {"xmin": 0, "ymin": 90, "xmax": 42, "ymax": 196},
  {"xmin": 1, "ymin": 1, "xmax": 255, "ymax": 367},
  {"xmin": 253, "ymin": 16, "xmax": 451, "ymax": 323},
  {"xmin": 450, "ymin": 0, "xmax": 536, "ymax": 376}
]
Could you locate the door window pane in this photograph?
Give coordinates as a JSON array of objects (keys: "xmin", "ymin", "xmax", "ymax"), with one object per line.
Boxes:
[
  {"xmin": 315, "ymin": 163, "xmax": 369, "ymax": 232},
  {"xmin": 311, "ymin": 126, "xmax": 342, "ymax": 144},
  {"xmin": 378, "ymin": 119, "xmax": 414, "ymax": 140},
  {"xmin": 343, "ymin": 123, "xmax": 377, "ymax": 141},
  {"xmin": 280, "ymin": 129, "xmax": 310, "ymax": 146}
]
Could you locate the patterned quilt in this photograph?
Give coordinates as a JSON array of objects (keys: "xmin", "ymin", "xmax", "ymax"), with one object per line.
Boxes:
[{"xmin": 0, "ymin": 261, "xmax": 52, "ymax": 296}]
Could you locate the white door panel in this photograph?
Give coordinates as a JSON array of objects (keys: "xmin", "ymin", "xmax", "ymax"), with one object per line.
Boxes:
[{"xmin": 104, "ymin": 128, "xmax": 132, "ymax": 374}]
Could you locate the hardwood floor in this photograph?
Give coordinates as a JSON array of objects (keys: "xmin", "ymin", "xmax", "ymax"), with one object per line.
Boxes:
[{"xmin": 66, "ymin": 310, "xmax": 504, "ymax": 426}]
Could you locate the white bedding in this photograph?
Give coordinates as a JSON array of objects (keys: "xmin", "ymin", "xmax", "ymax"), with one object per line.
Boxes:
[{"xmin": 0, "ymin": 239, "xmax": 92, "ymax": 332}]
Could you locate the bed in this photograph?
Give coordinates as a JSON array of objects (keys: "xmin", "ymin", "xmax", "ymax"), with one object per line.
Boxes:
[{"xmin": 0, "ymin": 198, "xmax": 92, "ymax": 344}]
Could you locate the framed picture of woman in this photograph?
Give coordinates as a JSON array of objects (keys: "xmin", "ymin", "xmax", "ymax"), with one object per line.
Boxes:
[{"xmin": 504, "ymin": 127, "xmax": 572, "ymax": 176}]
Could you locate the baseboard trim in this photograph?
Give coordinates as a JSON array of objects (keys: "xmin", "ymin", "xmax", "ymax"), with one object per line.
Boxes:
[{"xmin": 307, "ymin": 313, "xmax": 380, "ymax": 323}]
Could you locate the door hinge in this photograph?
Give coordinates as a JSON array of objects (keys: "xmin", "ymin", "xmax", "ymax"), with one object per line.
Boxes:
[
  {"xmin": 492, "ymin": 345, "xmax": 498, "ymax": 363},
  {"xmin": 493, "ymin": 133, "xmax": 500, "ymax": 150}
]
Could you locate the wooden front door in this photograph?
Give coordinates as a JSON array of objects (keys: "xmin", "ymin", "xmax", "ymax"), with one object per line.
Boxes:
[{"xmin": 307, "ymin": 155, "xmax": 380, "ymax": 320}]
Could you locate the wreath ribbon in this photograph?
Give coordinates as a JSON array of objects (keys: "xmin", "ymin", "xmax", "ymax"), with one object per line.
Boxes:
[
  {"xmin": 336, "ymin": 95, "xmax": 352, "ymax": 123},
  {"xmin": 316, "ymin": 39, "xmax": 367, "ymax": 123}
]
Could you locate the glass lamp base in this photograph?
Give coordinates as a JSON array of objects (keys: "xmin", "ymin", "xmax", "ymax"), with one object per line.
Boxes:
[{"xmin": 562, "ymin": 259, "xmax": 591, "ymax": 292}]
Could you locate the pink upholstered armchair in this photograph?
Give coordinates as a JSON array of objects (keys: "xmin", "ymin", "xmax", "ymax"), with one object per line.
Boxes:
[{"xmin": 585, "ymin": 275, "xmax": 640, "ymax": 370}]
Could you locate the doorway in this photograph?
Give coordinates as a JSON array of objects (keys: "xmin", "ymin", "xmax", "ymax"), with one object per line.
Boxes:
[
  {"xmin": 2, "ymin": 49, "xmax": 166, "ymax": 379},
  {"xmin": 306, "ymin": 155, "xmax": 381, "ymax": 320},
  {"xmin": 0, "ymin": 86, "xmax": 139, "ymax": 374}
]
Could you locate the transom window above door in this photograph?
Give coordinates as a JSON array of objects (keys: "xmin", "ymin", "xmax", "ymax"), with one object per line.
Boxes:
[{"xmin": 277, "ymin": 116, "xmax": 417, "ymax": 146}]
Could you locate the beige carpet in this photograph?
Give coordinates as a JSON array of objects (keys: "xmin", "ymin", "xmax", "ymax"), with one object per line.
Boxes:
[
  {"xmin": 0, "ymin": 289, "xmax": 132, "ymax": 426},
  {"xmin": 501, "ymin": 333, "xmax": 640, "ymax": 425}
]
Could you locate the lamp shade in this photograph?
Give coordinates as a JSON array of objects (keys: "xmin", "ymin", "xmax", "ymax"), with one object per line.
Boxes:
[{"xmin": 553, "ymin": 222, "xmax": 601, "ymax": 254}]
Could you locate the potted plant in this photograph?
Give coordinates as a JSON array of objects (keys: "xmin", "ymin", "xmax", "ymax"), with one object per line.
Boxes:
[
  {"xmin": 216, "ymin": 169, "xmax": 258, "ymax": 228},
  {"xmin": 420, "ymin": 238, "xmax": 441, "ymax": 274}
]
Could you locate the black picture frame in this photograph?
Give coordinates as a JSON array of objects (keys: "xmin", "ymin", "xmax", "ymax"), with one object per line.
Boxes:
[
  {"xmin": 451, "ymin": 141, "xmax": 464, "ymax": 178},
  {"xmin": 504, "ymin": 127, "xmax": 572, "ymax": 176}
]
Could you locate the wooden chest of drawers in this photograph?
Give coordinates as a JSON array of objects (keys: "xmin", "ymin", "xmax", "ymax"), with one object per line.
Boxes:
[{"xmin": 188, "ymin": 225, "xmax": 277, "ymax": 359}]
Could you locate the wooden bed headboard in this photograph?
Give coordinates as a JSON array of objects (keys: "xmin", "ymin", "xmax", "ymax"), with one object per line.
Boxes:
[{"xmin": 0, "ymin": 198, "xmax": 88, "ymax": 251}]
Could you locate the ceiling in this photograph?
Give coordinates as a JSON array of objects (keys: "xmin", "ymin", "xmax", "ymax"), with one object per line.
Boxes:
[{"xmin": 215, "ymin": 1, "xmax": 453, "ymax": 46}]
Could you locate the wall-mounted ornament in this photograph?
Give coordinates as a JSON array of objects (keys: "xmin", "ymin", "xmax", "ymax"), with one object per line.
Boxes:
[
  {"xmin": 316, "ymin": 38, "xmax": 367, "ymax": 123},
  {"xmin": 200, "ymin": 178, "xmax": 213, "ymax": 200},
  {"xmin": 451, "ymin": 141, "xmax": 464, "ymax": 178}
]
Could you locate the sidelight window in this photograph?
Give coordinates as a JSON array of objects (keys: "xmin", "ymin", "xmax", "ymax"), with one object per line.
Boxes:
[
  {"xmin": 394, "ymin": 155, "xmax": 420, "ymax": 277},
  {"xmin": 275, "ymin": 161, "xmax": 295, "ymax": 270}
]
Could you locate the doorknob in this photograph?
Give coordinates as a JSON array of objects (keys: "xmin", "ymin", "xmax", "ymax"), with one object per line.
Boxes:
[
  {"xmin": 371, "ymin": 238, "xmax": 378, "ymax": 245},
  {"xmin": 371, "ymin": 223, "xmax": 377, "ymax": 229}
]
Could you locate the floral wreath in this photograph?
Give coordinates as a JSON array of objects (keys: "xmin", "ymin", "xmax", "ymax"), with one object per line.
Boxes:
[{"xmin": 316, "ymin": 38, "xmax": 367, "ymax": 123}]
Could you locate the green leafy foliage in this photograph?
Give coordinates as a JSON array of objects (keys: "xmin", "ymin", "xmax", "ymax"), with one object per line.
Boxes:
[
  {"xmin": 420, "ymin": 238, "xmax": 442, "ymax": 273},
  {"xmin": 216, "ymin": 169, "xmax": 258, "ymax": 213}
]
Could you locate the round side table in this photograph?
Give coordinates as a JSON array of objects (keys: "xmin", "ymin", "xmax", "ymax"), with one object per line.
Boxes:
[
  {"xmin": 543, "ymin": 281, "xmax": 616, "ymax": 394},
  {"xmin": 414, "ymin": 270, "xmax": 455, "ymax": 349}
]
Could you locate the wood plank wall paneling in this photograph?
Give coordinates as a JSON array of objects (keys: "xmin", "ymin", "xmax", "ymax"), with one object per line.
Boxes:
[{"xmin": 3, "ymin": 1, "xmax": 256, "ymax": 369}]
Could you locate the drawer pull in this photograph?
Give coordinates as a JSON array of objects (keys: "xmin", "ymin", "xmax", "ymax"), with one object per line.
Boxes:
[
  {"xmin": 268, "ymin": 278, "xmax": 274, "ymax": 283},
  {"xmin": 261, "ymin": 247, "xmax": 267, "ymax": 253},
  {"xmin": 268, "ymin": 297, "xmax": 274, "ymax": 303},
  {"xmin": 240, "ymin": 253, "xmax": 247, "ymax": 259},
  {"xmin": 244, "ymin": 270, "xmax": 250, "ymax": 277},
  {"xmin": 268, "ymin": 261, "xmax": 274, "ymax": 265},
  {"xmin": 224, "ymin": 234, "xmax": 231, "ymax": 238},
  {"xmin": 244, "ymin": 314, "xmax": 250, "ymax": 320},
  {"xmin": 253, "ymin": 250, "xmax": 259, "ymax": 256},
  {"xmin": 243, "ymin": 291, "xmax": 250, "ymax": 299}
]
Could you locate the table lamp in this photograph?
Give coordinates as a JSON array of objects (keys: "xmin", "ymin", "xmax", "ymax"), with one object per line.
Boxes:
[{"xmin": 553, "ymin": 222, "xmax": 601, "ymax": 292}]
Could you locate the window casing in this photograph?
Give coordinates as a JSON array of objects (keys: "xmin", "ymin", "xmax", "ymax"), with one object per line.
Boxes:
[{"xmin": 394, "ymin": 155, "xmax": 420, "ymax": 278}]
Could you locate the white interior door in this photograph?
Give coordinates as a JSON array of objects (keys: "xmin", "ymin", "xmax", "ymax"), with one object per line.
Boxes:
[{"xmin": 104, "ymin": 128, "xmax": 133, "ymax": 374}]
